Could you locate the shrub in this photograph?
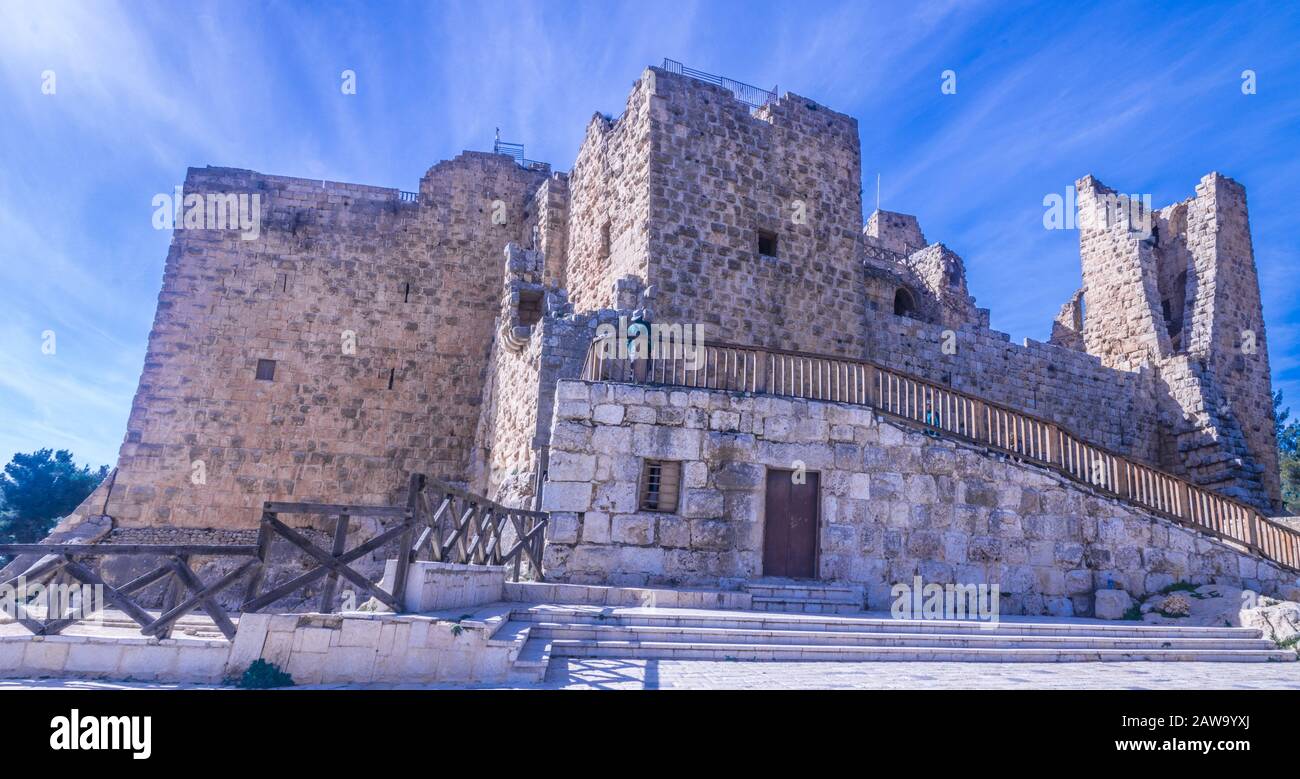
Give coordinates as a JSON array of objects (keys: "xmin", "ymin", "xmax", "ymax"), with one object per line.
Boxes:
[{"xmin": 236, "ymin": 659, "xmax": 294, "ymax": 689}]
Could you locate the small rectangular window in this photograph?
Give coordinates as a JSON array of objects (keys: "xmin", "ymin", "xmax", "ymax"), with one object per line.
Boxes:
[
  {"xmin": 757, "ymin": 230, "xmax": 778, "ymax": 258},
  {"xmin": 255, "ymin": 359, "xmax": 276, "ymax": 381},
  {"xmin": 639, "ymin": 460, "xmax": 681, "ymax": 513},
  {"xmin": 517, "ymin": 289, "xmax": 543, "ymax": 327}
]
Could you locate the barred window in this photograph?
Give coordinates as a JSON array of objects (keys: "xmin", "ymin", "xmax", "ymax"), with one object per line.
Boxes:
[{"xmin": 639, "ymin": 460, "xmax": 681, "ymax": 513}]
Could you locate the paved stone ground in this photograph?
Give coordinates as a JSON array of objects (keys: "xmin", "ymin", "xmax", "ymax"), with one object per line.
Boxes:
[
  {"xmin": 5, "ymin": 658, "xmax": 1299, "ymax": 691},
  {"xmin": 533, "ymin": 658, "xmax": 1300, "ymax": 689}
]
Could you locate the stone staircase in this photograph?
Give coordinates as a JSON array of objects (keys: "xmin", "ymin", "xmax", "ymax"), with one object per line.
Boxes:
[
  {"xmin": 743, "ymin": 581, "xmax": 863, "ymax": 614},
  {"xmin": 495, "ymin": 604, "xmax": 1296, "ymax": 680}
]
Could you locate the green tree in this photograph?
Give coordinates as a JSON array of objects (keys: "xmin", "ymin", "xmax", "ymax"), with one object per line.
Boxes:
[
  {"xmin": 1274, "ymin": 390, "xmax": 1300, "ymax": 456},
  {"xmin": 0, "ymin": 449, "xmax": 108, "ymax": 544},
  {"xmin": 1282, "ymin": 456, "xmax": 1300, "ymax": 515},
  {"xmin": 1276, "ymin": 392, "xmax": 1300, "ymax": 514}
]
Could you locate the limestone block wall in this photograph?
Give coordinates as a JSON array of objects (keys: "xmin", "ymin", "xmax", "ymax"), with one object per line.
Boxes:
[
  {"xmin": 540, "ymin": 379, "xmax": 1293, "ymax": 616},
  {"xmin": 472, "ymin": 306, "xmax": 622, "ymax": 507},
  {"xmin": 528, "ymin": 173, "xmax": 570, "ymax": 287},
  {"xmin": 1077, "ymin": 175, "xmax": 1171, "ymax": 372},
  {"xmin": 1181, "ymin": 174, "xmax": 1279, "ymax": 506},
  {"xmin": 230, "ymin": 611, "xmax": 523, "ymax": 686},
  {"xmin": 108, "ymin": 155, "xmax": 547, "ymax": 529},
  {"xmin": 1076, "ymin": 173, "xmax": 1279, "ymax": 510},
  {"xmin": 564, "ymin": 87, "xmax": 654, "ymax": 313},
  {"xmin": 862, "ymin": 313, "xmax": 1164, "ymax": 466},
  {"xmin": 0, "ymin": 610, "xmax": 525, "ymax": 686},
  {"xmin": 637, "ymin": 68, "xmax": 867, "ymax": 354},
  {"xmin": 474, "ymin": 333, "xmax": 544, "ymax": 506}
]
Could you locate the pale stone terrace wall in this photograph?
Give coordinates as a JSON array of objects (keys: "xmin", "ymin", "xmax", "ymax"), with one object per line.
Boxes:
[
  {"xmin": 541, "ymin": 380, "xmax": 1292, "ymax": 616},
  {"xmin": 108, "ymin": 155, "xmax": 547, "ymax": 528},
  {"xmin": 0, "ymin": 610, "xmax": 524, "ymax": 686}
]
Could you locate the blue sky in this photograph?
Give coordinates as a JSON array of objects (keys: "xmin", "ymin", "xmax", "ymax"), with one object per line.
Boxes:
[{"xmin": 1, "ymin": 0, "xmax": 1298, "ymax": 469}]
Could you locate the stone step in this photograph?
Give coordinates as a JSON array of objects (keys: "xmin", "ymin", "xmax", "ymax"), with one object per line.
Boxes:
[
  {"xmin": 526, "ymin": 622, "xmax": 1278, "ymax": 651},
  {"xmin": 743, "ymin": 583, "xmax": 863, "ymax": 602},
  {"xmin": 543, "ymin": 639, "xmax": 1297, "ymax": 663},
  {"xmin": 749, "ymin": 596, "xmax": 862, "ymax": 614},
  {"xmin": 513, "ymin": 606, "xmax": 1265, "ymax": 640}
]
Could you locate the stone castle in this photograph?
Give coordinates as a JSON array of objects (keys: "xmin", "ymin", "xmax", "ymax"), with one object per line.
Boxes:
[{"xmin": 77, "ymin": 63, "xmax": 1291, "ymax": 614}]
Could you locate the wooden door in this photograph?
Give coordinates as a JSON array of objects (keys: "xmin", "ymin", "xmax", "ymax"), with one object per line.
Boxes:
[{"xmin": 762, "ymin": 469, "xmax": 819, "ymax": 578}]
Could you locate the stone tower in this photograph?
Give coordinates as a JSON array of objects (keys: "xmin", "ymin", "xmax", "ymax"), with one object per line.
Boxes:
[
  {"xmin": 564, "ymin": 66, "xmax": 867, "ymax": 356},
  {"xmin": 1074, "ymin": 173, "xmax": 1280, "ymax": 511}
]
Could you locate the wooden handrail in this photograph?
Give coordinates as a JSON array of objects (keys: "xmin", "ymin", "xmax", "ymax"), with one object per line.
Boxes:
[{"xmin": 580, "ymin": 336, "xmax": 1300, "ymax": 573}]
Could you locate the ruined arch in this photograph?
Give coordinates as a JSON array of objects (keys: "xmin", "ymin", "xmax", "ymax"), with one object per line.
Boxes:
[{"xmin": 893, "ymin": 287, "xmax": 917, "ymax": 318}]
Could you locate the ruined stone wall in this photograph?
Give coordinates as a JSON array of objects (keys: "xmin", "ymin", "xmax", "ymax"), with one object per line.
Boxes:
[
  {"xmin": 1181, "ymin": 174, "xmax": 1279, "ymax": 507},
  {"xmin": 473, "ymin": 328, "xmax": 544, "ymax": 505},
  {"xmin": 474, "ymin": 307, "xmax": 625, "ymax": 507},
  {"xmin": 541, "ymin": 380, "xmax": 1292, "ymax": 614},
  {"xmin": 862, "ymin": 313, "xmax": 1164, "ymax": 467},
  {"xmin": 470, "ymin": 238, "xmax": 627, "ymax": 507},
  {"xmin": 528, "ymin": 173, "xmax": 570, "ymax": 287},
  {"xmin": 1077, "ymin": 175, "xmax": 1172, "ymax": 372},
  {"xmin": 108, "ymin": 155, "xmax": 546, "ymax": 528},
  {"xmin": 1075, "ymin": 173, "xmax": 1279, "ymax": 510},
  {"xmin": 564, "ymin": 88, "xmax": 654, "ymax": 313}
]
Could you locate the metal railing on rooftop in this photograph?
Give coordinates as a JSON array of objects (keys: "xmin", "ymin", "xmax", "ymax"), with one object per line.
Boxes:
[
  {"xmin": 662, "ymin": 58, "xmax": 778, "ymax": 110},
  {"xmin": 494, "ymin": 137, "xmax": 548, "ymax": 170}
]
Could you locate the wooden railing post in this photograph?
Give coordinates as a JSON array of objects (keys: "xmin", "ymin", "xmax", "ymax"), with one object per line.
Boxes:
[
  {"xmin": 754, "ymin": 351, "xmax": 768, "ymax": 394},
  {"xmin": 972, "ymin": 399, "xmax": 988, "ymax": 444},
  {"xmin": 391, "ymin": 473, "xmax": 424, "ymax": 612},
  {"xmin": 241, "ymin": 512, "xmax": 274, "ymax": 611},
  {"xmin": 317, "ymin": 512, "xmax": 350, "ymax": 613}
]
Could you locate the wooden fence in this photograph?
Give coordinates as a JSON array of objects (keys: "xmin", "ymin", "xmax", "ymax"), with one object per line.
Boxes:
[
  {"xmin": 0, "ymin": 544, "xmax": 258, "ymax": 640},
  {"xmin": 0, "ymin": 475, "xmax": 547, "ymax": 638},
  {"xmin": 582, "ymin": 336, "xmax": 1300, "ymax": 573}
]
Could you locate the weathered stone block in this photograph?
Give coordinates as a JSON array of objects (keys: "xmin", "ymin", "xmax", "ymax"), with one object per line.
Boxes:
[
  {"xmin": 541, "ymin": 481, "xmax": 592, "ymax": 512},
  {"xmin": 1093, "ymin": 589, "xmax": 1133, "ymax": 620},
  {"xmin": 611, "ymin": 515, "xmax": 655, "ymax": 546}
]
